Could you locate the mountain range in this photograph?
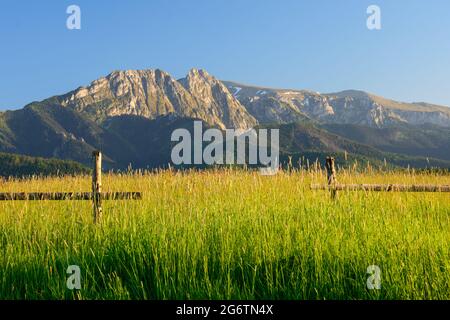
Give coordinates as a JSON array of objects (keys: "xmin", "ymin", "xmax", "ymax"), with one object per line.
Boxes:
[{"xmin": 0, "ymin": 68, "xmax": 449, "ymax": 172}]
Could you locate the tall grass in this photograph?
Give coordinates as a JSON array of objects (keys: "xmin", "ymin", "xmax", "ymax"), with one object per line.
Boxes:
[{"xmin": 0, "ymin": 169, "xmax": 449, "ymax": 299}]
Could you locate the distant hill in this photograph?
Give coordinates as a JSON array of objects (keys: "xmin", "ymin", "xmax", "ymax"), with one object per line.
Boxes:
[
  {"xmin": 0, "ymin": 102, "xmax": 136, "ymax": 168},
  {"xmin": 0, "ymin": 152, "xmax": 89, "ymax": 177},
  {"xmin": 321, "ymin": 123, "xmax": 450, "ymax": 161},
  {"xmin": 267, "ymin": 122, "xmax": 450, "ymax": 169}
]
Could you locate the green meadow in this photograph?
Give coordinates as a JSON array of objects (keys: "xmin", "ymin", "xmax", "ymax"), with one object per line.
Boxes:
[{"xmin": 0, "ymin": 169, "xmax": 449, "ymax": 299}]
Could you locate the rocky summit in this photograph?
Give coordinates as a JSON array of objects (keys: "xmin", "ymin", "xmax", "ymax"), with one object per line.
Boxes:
[
  {"xmin": 58, "ymin": 68, "xmax": 256, "ymax": 129},
  {"xmin": 178, "ymin": 69, "xmax": 256, "ymax": 129}
]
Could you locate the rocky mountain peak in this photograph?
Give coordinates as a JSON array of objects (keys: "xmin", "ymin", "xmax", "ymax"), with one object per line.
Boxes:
[
  {"xmin": 186, "ymin": 68, "xmax": 211, "ymax": 79},
  {"xmin": 55, "ymin": 68, "xmax": 256, "ymax": 129},
  {"xmin": 59, "ymin": 68, "xmax": 194, "ymax": 122},
  {"xmin": 179, "ymin": 69, "xmax": 257, "ymax": 129},
  {"xmin": 181, "ymin": 68, "xmax": 230, "ymax": 98}
]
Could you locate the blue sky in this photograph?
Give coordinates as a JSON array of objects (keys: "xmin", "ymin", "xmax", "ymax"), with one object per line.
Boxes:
[{"xmin": 1, "ymin": 0, "xmax": 449, "ymax": 110}]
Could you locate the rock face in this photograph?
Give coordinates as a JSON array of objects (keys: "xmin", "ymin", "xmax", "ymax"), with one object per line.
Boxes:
[
  {"xmin": 178, "ymin": 69, "xmax": 257, "ymax": 129},
  {"xmin": 60, "ymin": 69, "xmax": 195, "ymax": 121},
  {"xmin": 224, "ymin": 83, "xmax": 450, "ymax": 128},
  {"xmin": 58, "ymin": 68, "xmax": 256, "ymax": 129}
]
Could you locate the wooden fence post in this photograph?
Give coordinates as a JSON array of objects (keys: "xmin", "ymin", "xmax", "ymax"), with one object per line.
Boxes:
[
  {"xmin": 326, "ymin": 156, "xmax": 337, "ymax": 199},
  {"xmin": 92, "ymin": 151, "xmax": 102, "ymax": 223}
]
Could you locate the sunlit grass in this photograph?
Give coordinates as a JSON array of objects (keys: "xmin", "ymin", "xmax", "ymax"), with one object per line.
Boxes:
[{"xmin": 0, "ymin": 169, "xmax": 449, "ymax": 299}]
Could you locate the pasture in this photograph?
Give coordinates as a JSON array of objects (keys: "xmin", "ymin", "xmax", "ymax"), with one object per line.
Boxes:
[{"xmin": 0, "ymin": 168, "xmax": 449, "ymax": 299}]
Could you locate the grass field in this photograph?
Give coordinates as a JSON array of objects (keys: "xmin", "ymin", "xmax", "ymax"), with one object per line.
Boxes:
[{"xmin": 0, "ymin": 168, "xmax": 449, "ymax": 299}]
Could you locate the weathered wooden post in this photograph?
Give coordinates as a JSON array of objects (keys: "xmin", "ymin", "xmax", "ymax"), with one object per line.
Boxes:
[
  {"xmin": 92, "ymin": 151, "xmax": 102, "ymax": 223},
  {"xmin": 287, "ymin": 156, "xmax": 293, "ymax": 173},
  {"xmin": 326, "ymin": 156, "xmax": 337, "ymax": 199}
]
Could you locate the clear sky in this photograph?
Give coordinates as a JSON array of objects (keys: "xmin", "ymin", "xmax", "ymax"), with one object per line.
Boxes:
[{"xmin": 1, "ymin": 0, "xmax": 449, "ymax": 110}]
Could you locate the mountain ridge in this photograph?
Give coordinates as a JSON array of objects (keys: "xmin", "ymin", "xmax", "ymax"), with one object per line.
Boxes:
[
  {"xmin": 7, "ymin": 68, "xmax": 448, "ymax": 129},
  {"xmin": 223, "ymin": 81, "xmax": 450, "ymax": 128}
]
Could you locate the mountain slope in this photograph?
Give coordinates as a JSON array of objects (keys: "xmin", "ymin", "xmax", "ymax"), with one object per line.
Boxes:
[
  {"xmin": 321, "ymin": 123, "xmax": 450, "ymax": 161},
  {"xmin": 104, "ymin": 114, "xmax": 213, "ymax": 168},
  {"xmin": 0, "ymin": 102, "xmax": 138, "ymax": 167},
  {"xmin": 0, "ymin": 105, "xmax": 448, "ymax": 169},
  {"xmin": 271, "ymin": 122, "xmax": 450, "ymax": 168}
]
